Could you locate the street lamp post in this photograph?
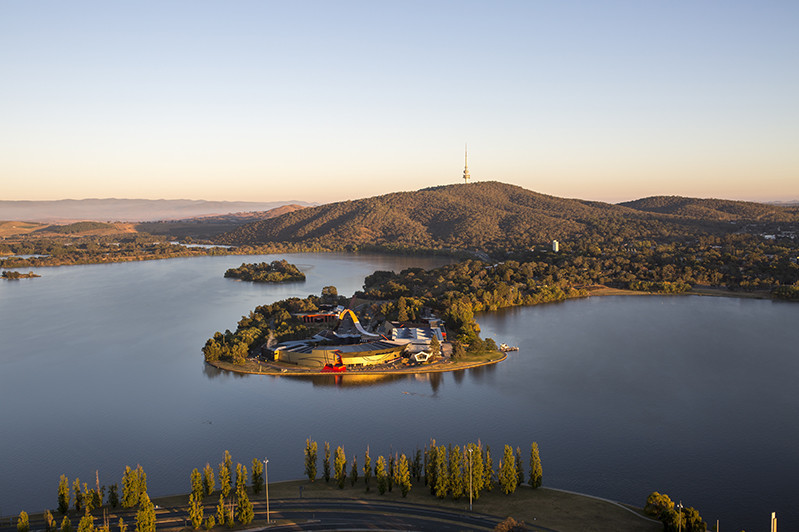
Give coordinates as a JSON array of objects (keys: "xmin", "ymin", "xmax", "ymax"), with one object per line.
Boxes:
[
  {"xmin": 264, "ymin": 458, "xmax": 270, "ymax": 525},
  {"xmin": 677, "ymin": 501, "xmax": 682, "ymax": 532},
  {"xmin": 468, "ymin": 448, "xmax": 473, "ymax": 512}
]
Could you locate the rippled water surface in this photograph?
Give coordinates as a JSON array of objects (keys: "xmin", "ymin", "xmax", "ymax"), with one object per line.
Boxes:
[{"xmin": 1, "ymin": 254, "xmax": 797, "ymax": 532}]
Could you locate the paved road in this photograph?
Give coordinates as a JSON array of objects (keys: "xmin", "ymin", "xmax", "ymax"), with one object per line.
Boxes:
[{"xmin": 3, "ymin": 498, "xmax": 557, "ymax": 532}]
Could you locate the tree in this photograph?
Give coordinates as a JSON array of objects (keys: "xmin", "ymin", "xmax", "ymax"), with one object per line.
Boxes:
[
  {"xmin": 77, "ymin": 513, "xmax": 94, "ymax": 532},
  {"xmin": 515, "ymin": 447, "xmax": 524, "ymax": 487},
  {"xmin": 117, "ymin": 518, "xmax": 126, "ymax": 532},
  {"xmin": 215, "ymin": 495, "xmax": 226, "ymax": 526},
  {"xmin": 251, "ymin": 458, "xmax": 264, "ymax": 495},
  {"xmin": 529, "ymin": 443, "xmax": 542, "ymax": 488},
  {"xmin": 135, "ymin": 466, "xmax": 147, "ymax": 502},
  {"xmin": 236, "ymin": 490, "xmax": 253, "ymax": 525},
  {"xmin": 202, "ymin": 464, "xmax": 215, "ymax": 498},
  {"xmin": 73, "ymin": 478, "xmax": 84, "ymax": 513},
  {"xmin": 17, "ymin": 512, "xmax": 29, "ymax": 532},
  {"xmin": 218, "ymin": 461, "xmax": 231, "ymax": 499},
  {"xmin": 412, "ymin": 449, "xmax": 423, "ymax": 481},
  {"xmin": 191, "ymin": 469, "xmax": 203, "ymax": 500},
  {"xmin": 323, "ymin": 442, "xmax": 331, "ymax": 482},
  {"xmin": 452, "ymin": 341, "xmax": 466, "ymax": 360},
  {"xmin": 498, "ymin": 445, "xmax": 518, "ymax": 494},
  {"xmin": 428, "ymin": 336, "xmax": 441, "ymax": 358},
  {"xmin": 350, "ymin": 456, "xmax": 359, "ymax": 487},
  {"xmin": 304, "ymin": 439, "xmax": 317, "ymax": 482},
  {"xmin": 204, "ymin": 517, "xmax": 215, "ymax": 531},
  {"xmin": 334, "ymin": 446, "xmax": 347, "ymax": 489},
  {"xmin": 234, "ymin": 464, "xmax": 247, "ymax": 499},
  {"xmin": 465, "ymin": 443, "xmax": 484, "ymax": 501},
  {"xmin": 449, "ymin": 445, "xmax": 464, "ymax": 500},
  {"xmin": 397, "ymin": 297, "xmax": 410, "ymax": 321},
  {"xmin": 121, "ymin": 468, "xmax": 139, "ymax": 509},
  {"xmin": 60, "ymin": 517, "xmax": 72, "ymax": 532},
  {"xmin": 396, "ymin": 454, "xmax": 412, "ymax": 497},
  {"xmin": 363, "ymin": 447, "xmax": 372, "ymax": 492},
  {"xmin": 387, "ymin": 454, "xmax": 395, "ymax": 492},
  {"xmin": 135, "ymin": 493, "xmax": 155, "ymax": 532},
  {"xmin": 375, "ymin": 456, "xmax": 388, "ymax": 495},
  {"xmin": 189, "ymin": 492, "xmax": 203, "ymax": 529},
  {"xmin": 45, "ymin": 510, "xmax": 56, "ymax": 532},
  {"xmin": 108, "ymin": 484, "xmax": 119, "ymax": 509},
  {"xmin": 434, "ymin": 445, "xmax": 449, "ymax": 499},
  {"xmin": 58, "ymin": 475, "xmax": 70, "ymax": 514},
  {"xmin": 644, "ymin": 491, "xmax": 674, "ymax": 519}
]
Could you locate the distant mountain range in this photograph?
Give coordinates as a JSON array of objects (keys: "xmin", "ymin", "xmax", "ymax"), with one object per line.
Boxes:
[
  {"xmin": 216, "ymin": 182, "xmax": 799, "ymax": 252},
  {"xmin": 0, "ymin": 198, "xmax": 315, "ymax": 223}
]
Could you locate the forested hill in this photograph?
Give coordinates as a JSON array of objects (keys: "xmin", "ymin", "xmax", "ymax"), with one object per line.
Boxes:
[
  {"xmin": 620, "ymin": 196, "xmax": 799, "ymax": 222},
  {"xmin": 216, "ymin": 182, "xmax": 799, "ymax": 253}
]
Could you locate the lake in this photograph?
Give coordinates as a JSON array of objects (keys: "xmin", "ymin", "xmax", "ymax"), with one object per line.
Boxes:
[{"xmin": 1, "ymin": 253, "xmax": 797, "ymax": 531}]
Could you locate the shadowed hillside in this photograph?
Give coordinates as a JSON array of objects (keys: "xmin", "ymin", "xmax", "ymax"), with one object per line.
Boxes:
[
  {"xmin": 620, "ymin": 196, "xmax": 799, "ymax": 221},
  {"xmin": 217, "ymin": 182, "xmax": 795, "ymax": 252}
]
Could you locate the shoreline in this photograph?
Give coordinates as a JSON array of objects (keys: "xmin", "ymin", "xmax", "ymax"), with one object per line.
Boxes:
[{"xmin": 206, "ymin": 351, "xmax": 508, "ymax": 376}]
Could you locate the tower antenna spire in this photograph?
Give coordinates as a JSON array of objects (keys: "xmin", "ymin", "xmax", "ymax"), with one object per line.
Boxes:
[{"xmin": 463, "ymin": 143, "xmax": 470, "ymax": 183}]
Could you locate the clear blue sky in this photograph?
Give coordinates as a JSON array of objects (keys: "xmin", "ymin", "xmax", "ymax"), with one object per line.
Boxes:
[{"xmin": 1, "ymin": 1, "xmax": 797, "ymax": 203}]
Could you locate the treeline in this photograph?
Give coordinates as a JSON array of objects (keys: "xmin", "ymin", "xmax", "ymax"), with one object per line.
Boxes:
[
  {"xmin": 1, "ymin": 270, "xmax": 40, "ymax": 279},
  {"xmin": 202, "ymin": 292, "xmax": 341, "ymax": 364},
  {"xmin": 224, "ymin": 260, "xmax": 305, "ymax": 283},
  {"xmin": 0, "ymin": 237, "xmax": 231, "ymax": 268},
  {"xmin": 15, "ymin": 451, "xmax": 275, "ymax": 532},
  {"xmin": 645, "ymin": 491, "xmax": 707, "ymax": 532},
  {"xmin": 303, "ymin": 438, "xmax": 542, "ymax": 502}
]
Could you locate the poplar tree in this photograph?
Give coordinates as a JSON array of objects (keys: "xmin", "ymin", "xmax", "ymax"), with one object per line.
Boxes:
[
  {"xmin": 202, "ymin": 464, "xmax": 215, "ymax": 497},
  {"xmin": 77, "ymin": 513, "xmax": 94, "ymax": 532},
  {"xmin": 251, "ymin": 458, "xmax": 264, "ymax": 495},
  {"xmin": 434, "ymin": 445, "xmax": 449, "ymax": 499},
  {"xmin": 387, "ymin": 454, "xmax": 395, "ymax": 492},
  {"xmin": 396, "ymin": 454, "xmax": 412, "ymax": 497},
  {"xmin": 189, "ymin": 493, "xmax": 203, "ymax": 529},
  {"xmin": 215, "ymin": 495, "xmax": 225, "ymax": 525},
  {"xmin": 17, "ymin": 511, "xmax": 29, "ymax": 532},
  {"xmin": 191, "ymin": 469, "xmax": 203, "ymax": 500},
  {"xmin": 60, "ymin": 516, "xmax": 72, "ymax": 532},
  {"xmin": 375, "ymin": 456, "xmax": 388, "ymax": 495},
  {"xmin": 135, "ymin": 493, "xmax": 155, "ymax": 532},
  {"xmin": 449, "ymin": 445, "xmax": 464, "ymax": 500},
  {"xmin": 73, "ymin": 478, "xmax": 83, "ymax": 513},
  {"xmin": 58, "ymin": 475, "xmax": 70, "ymax": 514},
  {"xmin": 412, "ymin": 449, "xmax": 422, "ymax": 481},
  {"xmin": 135, "ymin": 466, "xmax": 147, "ymax": 502},
  {"xmin": 323, "ymin": 442, "xmax": 331, "ymax": 482},
  {"xmin": 350, "ymin": 456, "xmax": 359, "ymax": 487},
  {"xmin": 464, "ymin": 443, "xmax": 484, "ymax": 501},
  {"xmin": 529, "ymin": 442, "xmax": 542, "ymax": 488},
  {"xmin": 483, "ymin": 446, "xmax": 494, "ymax": 492},
  {"xmin": 498, "ymin": 445, "xmax": 518, "ymax": 494},
  {"xmin": 515, "ymin": 447, "xmax": 525, "ymax": 487},
  {"xmin": 304, "ymin": 439, "xmax": 317, "ymax": 482},
  {"xmin": 218, "ymin": 461, "xmax": 231, "ymax": 499},
  {"xmin": 117, "ymin": 518, "xmax": 126, "ymax": 532},
  {"xmin": 334, "ymin": 446, "xmax": 347, "ymax": 489},
  {"xmin": 236, "ymin": 489, "xmax": 253, "ymax": 525},
  {"xmin": 204, "ymin": 517, "xmax": 215, "ymax": 531},
  {"xmin": 108, "ymin": 484, "xmax": 119, "ymax": 509},
  {"xmin": 122, "ymin": 467, "xmax": 139, "ymax": 508},
  {"xmin": 45, "ymin": 510, "xmax": 56, "ymax": 532},
  {"xmin": 234, "ymin": 464, "xmax": 247, "ymax": 499},
  {"xmin": 363, "ymin": 447, "xmax": 372, "ymax": 492}
]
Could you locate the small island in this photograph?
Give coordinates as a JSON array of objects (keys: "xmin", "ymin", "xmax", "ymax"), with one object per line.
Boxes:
[
  {"xmin": 224, "ymin": 259, "xmax": 306, "ymax": 283},
  {"xmin": 1, "ymin": 270, "xmax": 40, "ymax": 280}
]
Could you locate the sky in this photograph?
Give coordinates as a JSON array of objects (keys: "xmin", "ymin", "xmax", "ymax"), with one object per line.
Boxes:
[{"xmin": 1, "ymin": 1, "xmax": 798, "ymax": 204}]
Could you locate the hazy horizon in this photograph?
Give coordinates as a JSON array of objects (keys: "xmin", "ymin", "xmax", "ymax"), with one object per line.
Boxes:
[{"xmin": 2, "ymin": 2, "xmax": 797, "ymax": 203}]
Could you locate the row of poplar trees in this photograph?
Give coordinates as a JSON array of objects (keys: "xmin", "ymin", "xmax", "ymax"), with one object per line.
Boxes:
[
  {"xmin": 185, "ymin": 450, "xmax": 264, "ymax": 530},
  {"xmin": 16, "ymin": 466, "xmax": 154, "ymax": 532},
  {"xmin": 303, "ymin": 438, "xmax": 542, "ymax": 501}
]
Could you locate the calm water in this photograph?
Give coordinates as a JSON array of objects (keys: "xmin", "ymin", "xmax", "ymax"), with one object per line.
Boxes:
[{"xmin": 1, "ymin": 254, "xmax": 797, "ymax": 532}]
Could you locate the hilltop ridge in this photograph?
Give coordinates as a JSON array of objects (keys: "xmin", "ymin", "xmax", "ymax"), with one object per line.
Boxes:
[{"xmin": 217, "ymin": 182, "xmax": 799, "ymax": 252}]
